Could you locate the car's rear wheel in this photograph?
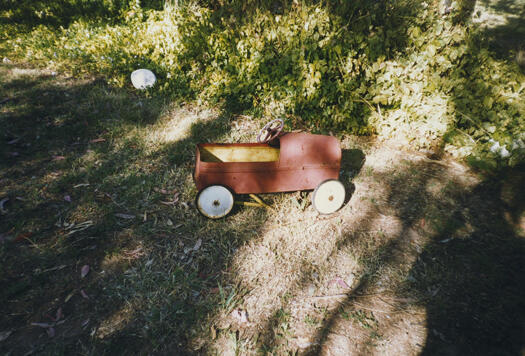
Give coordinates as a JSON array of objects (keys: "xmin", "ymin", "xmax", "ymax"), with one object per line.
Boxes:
[
  {"xmin": 196, "ymin": 185, "xmax": 234, "ymax": 219},
  {"xmin": 312, "ymin": 179, "xmax": 345, "ymax": 215}
]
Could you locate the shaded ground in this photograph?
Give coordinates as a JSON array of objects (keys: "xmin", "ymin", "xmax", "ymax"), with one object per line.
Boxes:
[
  {"xmin": 202, "ymin": 140, "xmax": 525, "ymax": 355},
  {"xmin": 1, "ymin": 64, "xmax": 524, "ymax": 355}
]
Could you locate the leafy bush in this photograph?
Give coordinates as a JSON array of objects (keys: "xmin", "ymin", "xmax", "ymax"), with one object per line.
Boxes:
[{"xmin": 1, "ymin": 0, "xmax": 524, "ymax": 166}]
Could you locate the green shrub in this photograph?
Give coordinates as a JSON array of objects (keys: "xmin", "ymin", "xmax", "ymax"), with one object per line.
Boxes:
[{"xmin": 1, "ymin": 0, "xmax": 524, "ymax": 166}]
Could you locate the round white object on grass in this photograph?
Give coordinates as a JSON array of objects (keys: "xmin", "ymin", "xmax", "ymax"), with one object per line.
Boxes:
[
  {"xmin": 196, "ymin": 185, "xmax": 234, "ymax": 219},
  {"xmin": 131, "ymin": 69, "xmax": 156, "ymax": 89},
  {"xmin": 312, "ymin": 179, "xmax": 346, "ymax": 215}
]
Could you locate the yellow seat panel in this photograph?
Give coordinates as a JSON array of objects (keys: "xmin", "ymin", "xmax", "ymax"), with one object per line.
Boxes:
[{"xmin": 200, "ymin": 146, "xmax": 280, "ymax": 162}]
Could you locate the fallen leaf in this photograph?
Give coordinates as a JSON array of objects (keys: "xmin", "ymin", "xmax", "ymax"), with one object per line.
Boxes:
[
  {"xmin": 0, "ymin": 331, "xmax": 12, "ymax": 342},
  {"xmin": 193, "ymin": 238, "xmax": 202, "ymax": 251},
  {"xmin": 123, "ymin": 247, "xmax": 144, "ymax": 259},
  {"xmin": 115, "ymin": 213, "xmax": 135, "ymax": 219},
  {"xmin": 160, "ymin": 200, "xmax": 179, "ymax": 206},
  {"xmin": 64, "ymin": 291, "xmax": 75, "ymax": 303},
  {"xmin": 73, "ymin": 183, "xmax": 89, "ymax": 188},
  {"xmin": 31, "ymin": 322, "xmax": 52, "ymax": 328},
  {"xmin": 81, "ymin": 319, "xmax": 90, "ymax": 328},
  {"xmin": 13, "ymin": 232, "xmax": 32, "ymax": 243},
  {"xmin": 0, "ymin": 198, "xmax": 9, "ymax": 214},
  {"xmin": 89, "ymin": 138, "xmax": 106, "ymax": 143},
  {"xmin": 428, "ymin": 286, "xmax": 440, "ymax": 297},
  {"xmin": 46, "ymin": 327, "xmax": 55, "ymax": 338},
  {"xmin": 37, "ymin": 265, "xmax": 67, "ymax": 274},
  {"xmin": 160, "ymin": 192, "xmax": 180, "ymax": 205},
  {"xmin": 7, "ymin": 152, "xmax": 19, "ymax": 157},
  {"xmin": 337, "ymin": 278, "xmax": 349, "ymax": 289},
  {"xmin": 64, "ymin": 195, "xmax": 72, "ymax": 202},
  {"xmin": 55, "ymin": 308, "xmax": 63, "ymax": 321},
  {"xmin": 7, "ymin": 138, "xmax": 20, "ymax": 145},
  {"xmin": 65, "ymin": 220, "xmax": 93, "ymax": 235},
  {"xmin": 52, "ymin": 155, "xmax": 66, "ymax": 161},
  {"xmin": 80, "ymin": 289, "xmax": 89, "ymax": 299},
  {"xmin": 209, "ymin": 287, "xmax": 219, "ymax": 294},
  {"xmin": 81, "ymin": 265, "xmax": 90, "ymax": 278},
  {"xmin": 330, "ymin": 277, "xmax": 349, "ymax": 289},
  {"xmin": 231, "ymin": 309, "xmax": 249, "ymax": 324},
  {"xmin": 154, "ymin": 188, "xmax": 174, "ymax": 194}
]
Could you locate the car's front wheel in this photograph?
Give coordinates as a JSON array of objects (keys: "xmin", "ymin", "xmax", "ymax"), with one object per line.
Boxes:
[{"xmin": 196, "ymin": 185, "xmax": 234, "ymax": 219}]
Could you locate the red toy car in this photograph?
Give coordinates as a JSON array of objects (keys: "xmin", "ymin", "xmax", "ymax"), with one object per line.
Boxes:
[{"xmin": 194, "ymin": 119, "xmax": 345, "ymax": 218}]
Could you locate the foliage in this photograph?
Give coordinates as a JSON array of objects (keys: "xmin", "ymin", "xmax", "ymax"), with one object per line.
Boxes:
[{"xmin": 1, "ymin": 0, "xmax": 524, "ymax": 166}]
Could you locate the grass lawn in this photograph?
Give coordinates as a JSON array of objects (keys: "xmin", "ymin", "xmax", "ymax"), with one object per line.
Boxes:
[{"xmin": 1, "ymin": 63, "xmax": 524, "ymax": 355}]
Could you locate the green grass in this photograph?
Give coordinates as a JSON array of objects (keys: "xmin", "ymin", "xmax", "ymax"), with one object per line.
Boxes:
[{"xmin": 304, "ymin": 314, "xmax": 319, "ymax": 327}]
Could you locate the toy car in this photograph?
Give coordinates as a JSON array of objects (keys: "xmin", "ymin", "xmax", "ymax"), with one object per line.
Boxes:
[{"xmin": 193, "ymin": 119, "xmax": 345, "ymax": 218}]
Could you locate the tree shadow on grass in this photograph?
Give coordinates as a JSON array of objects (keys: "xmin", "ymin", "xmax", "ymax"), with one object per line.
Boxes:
[
  {"xmin": 234, "ymin": 149, "xmax": 525, "ymax": 355},
  {"xmin": 0, "ymin": 63, "xmax": 272, "ymax": 354},
  {"xmin": 418, "ymin": 167, "xmax": 525, "ymax": 355},
  {"xmin": 0, "ymin": 64, "xmax": 172, "ymax": 353},
  {"xmin": 305, "ymin": 161, "xmax": 525, "ymax": 355}
]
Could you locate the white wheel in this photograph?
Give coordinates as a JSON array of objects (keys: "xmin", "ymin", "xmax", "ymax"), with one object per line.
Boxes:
[
  {"xmin": 196, "ymin": 185, "xmax": 234, "ymax": 219},
  {"xmin": 312, "ymin": 179, "xmax": 345, "ymax": 215}
]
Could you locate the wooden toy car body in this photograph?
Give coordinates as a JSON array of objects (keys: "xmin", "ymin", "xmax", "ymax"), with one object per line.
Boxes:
[
  {"xmin": 194, "ymin": 132, "xmax": 341, "ymax": 194},
  {"xmin": 193, "ymin": 127, "xmax": 345, "ymax": 219}
]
